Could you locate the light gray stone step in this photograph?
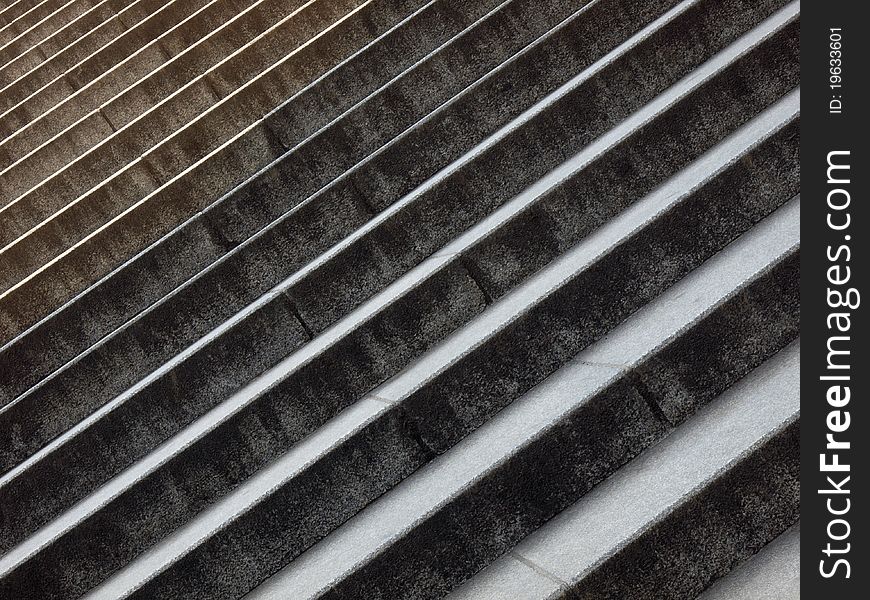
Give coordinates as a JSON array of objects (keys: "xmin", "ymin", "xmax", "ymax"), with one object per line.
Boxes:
[
  {"xmin": 696, "ymin": 523, "xmax": 800, "ymax": 600},
  {"xmin": 445, "ymin": 344, "xmax": 800, "ymax": 600},
  {"xmin": 0, "ymin": 10, "xmax": 799, "ymax": 517},
  {"xmin": 0, "ymin": 104, "xmax": 799, "ymax": 596},
  {"xmin": 213, "ymin": 216, "xmax": 796, "ymax": 600},
  {"xmin": 0, "ymin": 0, "xmax": 668, "ymax": 411},
  {"xmin": 0, "ymin": 0, "xmax": 140, "ymax": 83},
  {"xmin": 0, "ymin": 39, "xmax": 798, "ymax": 562},
  {"xmin": 0, "ymin": 0, "xmax": 211, "ymax": 116},
  {"xmin": 0, "ymin": 0, "xmax": 503, "ymax": 279},
  {"xmin": 0, "ymin": 0, "xmax": 796, "ymax": 286},
  {"xmin": 0, "ymin": 56, "xmax": 799, "ymax": 569},
  {"xmin": 0, "ymin": 0, "xmax": 312, "ymax": 170},
  {"xmin": 0, "ymin": 0, "xmax": 797, "ymax": 417}
]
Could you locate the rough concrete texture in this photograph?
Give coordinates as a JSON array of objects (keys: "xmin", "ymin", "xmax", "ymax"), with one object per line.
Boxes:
[
  {"xmin": 0, "ymin": 0, "xmax": 284, "ymax": 168},
  {"xmin": 0, "ymin": 14, "xmax": 799, "ymax": 543},
  {"xmin": 0, "ymin": 0, "xmax": 800, "ymax": 598},
  {"xmin": 0, "ymin": 0, "xmax": 95, "ymax": 67},
  {"xmin": 0, "ymin": 0, "xmax": 206, "ymax": 116}
]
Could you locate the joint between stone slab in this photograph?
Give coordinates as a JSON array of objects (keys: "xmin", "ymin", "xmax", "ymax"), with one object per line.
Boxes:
[
  {"xmin": 394, "ymin": 402, "xmax": 439, "ymax": 459},
  {"xmin": 200, "ymin": 212, "xmax": 239, "ymax": 252},
  {"xmin": 115, "ymin": 7, "xmax": 143, "ymax": 32},
  {"xmin": 346, "ymin": 174, "xmax": 378, "ymax": 217},
  {"xmin": 202, "ymin": 72, "xmax": 226, "ymax": 103},
  {"xmin": 366, "ymin": 394, "xmax": 395, "ymax": 406},
  {"xmin": 626, "ymin": 368, "xmax": 673, "ymax": 428},
  {"xmin": 509, "ymin": 550, "xmax": 571, "ymax": 590},
  {"xmin": 281, "ymin": 291, "xmax": 315, "ymax": 341},
  {"xmin": 457, "ymin": 254, "xmax": 494, "ymax": 305},
  {"xmin": 99, "ymin": 107, "xmax": 117, "ymax": 133},
  {"xmin": 63, "ymin": 71, "xmax": 81, "ymax": 93}
]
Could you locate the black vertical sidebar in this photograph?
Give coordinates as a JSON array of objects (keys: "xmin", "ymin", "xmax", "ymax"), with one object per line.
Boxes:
[{"xmin": 801, "ymin": 1, "xmax": 868, "ymax": 596}]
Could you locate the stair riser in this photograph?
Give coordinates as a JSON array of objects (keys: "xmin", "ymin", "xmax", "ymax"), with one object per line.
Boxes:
[
  {"xmin": 0, "ymin": 0, "xmax": 676, "ymax": 395},
  {"xmin": 0, "ymin": 0, "xmax": 210, "ymax": 115},
  {"xmin": 0, "ymin": 0, "xmax": 394, "ymax": 228},
  {"xmin": 0, "ymin": 112, "xmax": 797, "ymax": 596},
  {"xmin": 0, "ymin": 0, "xmax": 794, "ymax": 418},
  {"xmin": 0, "ymin": 0, "xmax": 358, "ymax": 194},
  {"xmin": 0, "ymin": 262, "xmax": 489, "ymax": 598},
  {"xmin": 565, "ymin": 420, "xmax": 799, "ymax": 600},
  {"xmin": 136, "ymin": 250, "xmax": 798, "ymax": 600},
  {"xmin": 0, "ymin": 0, "xmax": 309, "ymax": 169},
  {"xmin": 0, "ymin": 27, "xmax": 799, "ymax": 558},
  {"xmin": 0, "ymin": 0, "xmax": 138, "ymax": 85},
  {"xmin": 0, "ymin": 0, "xmax": 791, "ymax": 338},
  {"xmin": 0, "ymin": 0, "xmax": 94, "ymax": 69},
  {"xmin": 405, "ymin": 120, "xmax": 797, "ymax": 455},
  {"xmin": 0, "ymin": 0, "xmax": 78, "ymax": 46},
  {"xmin": 0, "ymin": 1, "xmax": 43, "ymax": 29}
]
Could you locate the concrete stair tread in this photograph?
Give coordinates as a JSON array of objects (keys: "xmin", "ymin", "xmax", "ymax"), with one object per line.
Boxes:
[
  {"xmin": 78, "ymin": 198, "xmax": 798, "ymax": 599},
  {"xmin": 0, "ymin": 0, "xmax": 792, "ymax": 314},
  {"xmin": 445, "ymin": 343, "xmax": 800, "ymax": 600},
  {"xmin": 0, "ymin": 25, "xmax": 800, "ymax": 532},
  {"xmin": 0, "ymin": 0, "xmax": 800, "ymax": 426},
  {"xmin": 240, "ymin": 238, "xmax": 799, "ymax": 599},
  {"xmin": 0, "ymin": 112, "xmax": 794, "ymax": 596},
  {"xmin": 0, "ymin": 0, "xmax": 802, "ymax": 596},
  {"xmin": 0, "ymin": 0, "xmax": 312, "ymax": 169}
]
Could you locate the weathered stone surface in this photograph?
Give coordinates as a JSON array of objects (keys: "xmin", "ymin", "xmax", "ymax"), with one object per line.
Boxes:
[{"xmin": 0, "ymin": 0, "xmax": 801, "ymax": 598}]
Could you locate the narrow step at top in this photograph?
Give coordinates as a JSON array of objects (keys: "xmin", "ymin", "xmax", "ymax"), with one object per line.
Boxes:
[{"xmin": 0, "ymin": 1, "xmax": 140, "ymax": 85}]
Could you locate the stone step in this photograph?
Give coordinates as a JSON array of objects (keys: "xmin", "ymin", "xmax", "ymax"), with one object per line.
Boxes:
[
  {"xmin": 0, "ymin": 0, "xmax": 93, "ymax": 69},
  {"xmin": 0, "ymin": 4, "xmax": 799, "ymax": 515},
  {"xmin": 0, "ymin": 0, "xmax": 503, "ymax": 274},
  {"xmin": 93, "ymin": 206, "xmax": 798, "ymax": 600},
  {"xmin": 0, "ymin": 1, "xmax": 44, "ymax": 29},
  {"xmin": 0, "ymin": 106, "xmax": 799, "ymax": 596},
  {"xmin": 0, "ymin": 0, "xmax": 794, "ymax": 291},
  {"xmin": 0, "ymin": 0, "xmax": 678, "ymax": 390},
  {"xmin": 0, "ymin": 1, "xmax": 803, "ymax": 596},
  {"xmin": 0, "ymin": 0, "xmax": 797, "ymax": 414},
  {"xmin": 446, "ymin": 345, "xmax": 799, "ymax": 600},
  {"xmin": 0, "ymin": 0, "xmax": 78, "ymax": 47}
]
